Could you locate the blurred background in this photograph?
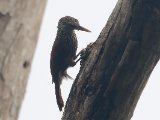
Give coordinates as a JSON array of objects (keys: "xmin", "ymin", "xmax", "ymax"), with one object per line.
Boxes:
[{"xmin": 18, "ymin": 0, "xmax": 160, "ymax": 120}]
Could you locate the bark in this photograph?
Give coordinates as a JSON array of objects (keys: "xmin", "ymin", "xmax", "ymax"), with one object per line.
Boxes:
[
  {"xmin": 62, "ymin": 0, "xmax": 160, "ymax": 120},
  {"xmin": 0, "ymin": 0, "xmax": 46, "ymax": 120}
]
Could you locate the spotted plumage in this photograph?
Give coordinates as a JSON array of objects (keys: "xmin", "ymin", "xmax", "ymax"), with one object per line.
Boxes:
[{"xmin": 50, "ymin": 16, "xmax": 90, "ymax": 111}]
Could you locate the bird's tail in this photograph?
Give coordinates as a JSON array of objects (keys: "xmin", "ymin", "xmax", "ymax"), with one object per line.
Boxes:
[
  {"xmin": 55, "ymin": 81, "xmax": 64, "ymax": 111},
  {"xmin": 53, "ymin": 71, "xmax": 72, "ymax": 111}
]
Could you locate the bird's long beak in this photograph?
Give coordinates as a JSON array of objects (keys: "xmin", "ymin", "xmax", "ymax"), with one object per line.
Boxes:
[{"xmin": 77, "ymin": 25, "xmax": 91, "ymax": 32}]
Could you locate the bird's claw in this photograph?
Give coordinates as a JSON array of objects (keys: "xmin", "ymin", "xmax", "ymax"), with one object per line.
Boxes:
[
  {"xmin": 75, "ymin": 42, "xmax": 93, "ymax": 64},
  {"xmin": 74, "ymin": 48, "xmax": 87, "ymax": 63}
]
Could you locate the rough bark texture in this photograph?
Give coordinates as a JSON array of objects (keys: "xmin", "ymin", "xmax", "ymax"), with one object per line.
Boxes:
[
  {"xmin": 0, "ymin": 0, "xmax": 46, "ymax": 120},
  {"xmin": 62, "ymin": 0, "xmax": 160, "ymax": 120}
]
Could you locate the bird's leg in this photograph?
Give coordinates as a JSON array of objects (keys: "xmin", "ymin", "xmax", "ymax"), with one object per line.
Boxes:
[
  {"xmin": 55, "ymin": 81, "xmax": 64, "ymax": 111},
  {"xmin": 74, "ymin": 51, "xmax": 82, "ymax": 60},
  {"xmin": 75, "ymin": 43, "xmax": 94, "ymax": 64},
  {"xmin": 75, "ymin": 48, "xmax": 87, "ymax": 63},
  {"xmin": 70, "ymin": 52, "xmax": 81, "ymax": 66},
  {"xmin": 70, "ymin": 43, "xmax": 93, "ymax": 66},
  {"xmin": 70, "ymin": 61, "xmax": 77, "ymax": 67},
  {"xmin": 70, "ymin": 49, "xmax": 86, "ymax": 67}
]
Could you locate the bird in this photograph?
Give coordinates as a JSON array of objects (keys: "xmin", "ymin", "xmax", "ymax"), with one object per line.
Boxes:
[{"xmin": 50, "ymin": 16, "xmax": 91, "ymax": 111}]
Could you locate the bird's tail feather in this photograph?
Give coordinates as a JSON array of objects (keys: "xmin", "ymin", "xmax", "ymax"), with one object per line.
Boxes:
[{"xmin": 55, "ymin": 81, "xmax": 64, "ymax": 111}]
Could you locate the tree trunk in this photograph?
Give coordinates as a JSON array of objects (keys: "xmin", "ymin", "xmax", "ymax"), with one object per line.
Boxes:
[
  {"xmin": 0, "ymin": 0, "xmax": 46, "ymax": 120},
  {"xmin": 62, "ymin": 0, "xmax": 160, "ymax": 120}
]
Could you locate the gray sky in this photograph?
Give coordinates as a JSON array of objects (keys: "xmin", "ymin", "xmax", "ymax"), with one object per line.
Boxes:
[{"xmin": 19, "ymin": 0, "xmax": 160, "ymax": 120}]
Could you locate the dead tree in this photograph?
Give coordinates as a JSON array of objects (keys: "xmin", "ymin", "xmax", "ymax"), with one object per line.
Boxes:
[
  {"xmin": 0, "ymin": 0, "xmax": 46, "ymax": 120},
  {"xmin": 62, "ymin": 0, "xmax": 160, "ymax": 120}
]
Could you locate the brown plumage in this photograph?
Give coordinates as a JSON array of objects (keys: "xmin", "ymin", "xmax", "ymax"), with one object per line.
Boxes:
[{"xmin": 50, "ymin": 16, "xmax": 90, "ymax": 111}]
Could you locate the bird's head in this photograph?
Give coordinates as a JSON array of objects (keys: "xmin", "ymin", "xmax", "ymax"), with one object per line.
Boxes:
[{"xmin": 57, "ymin": 16, "xmax": 91, "ymax": 32}]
